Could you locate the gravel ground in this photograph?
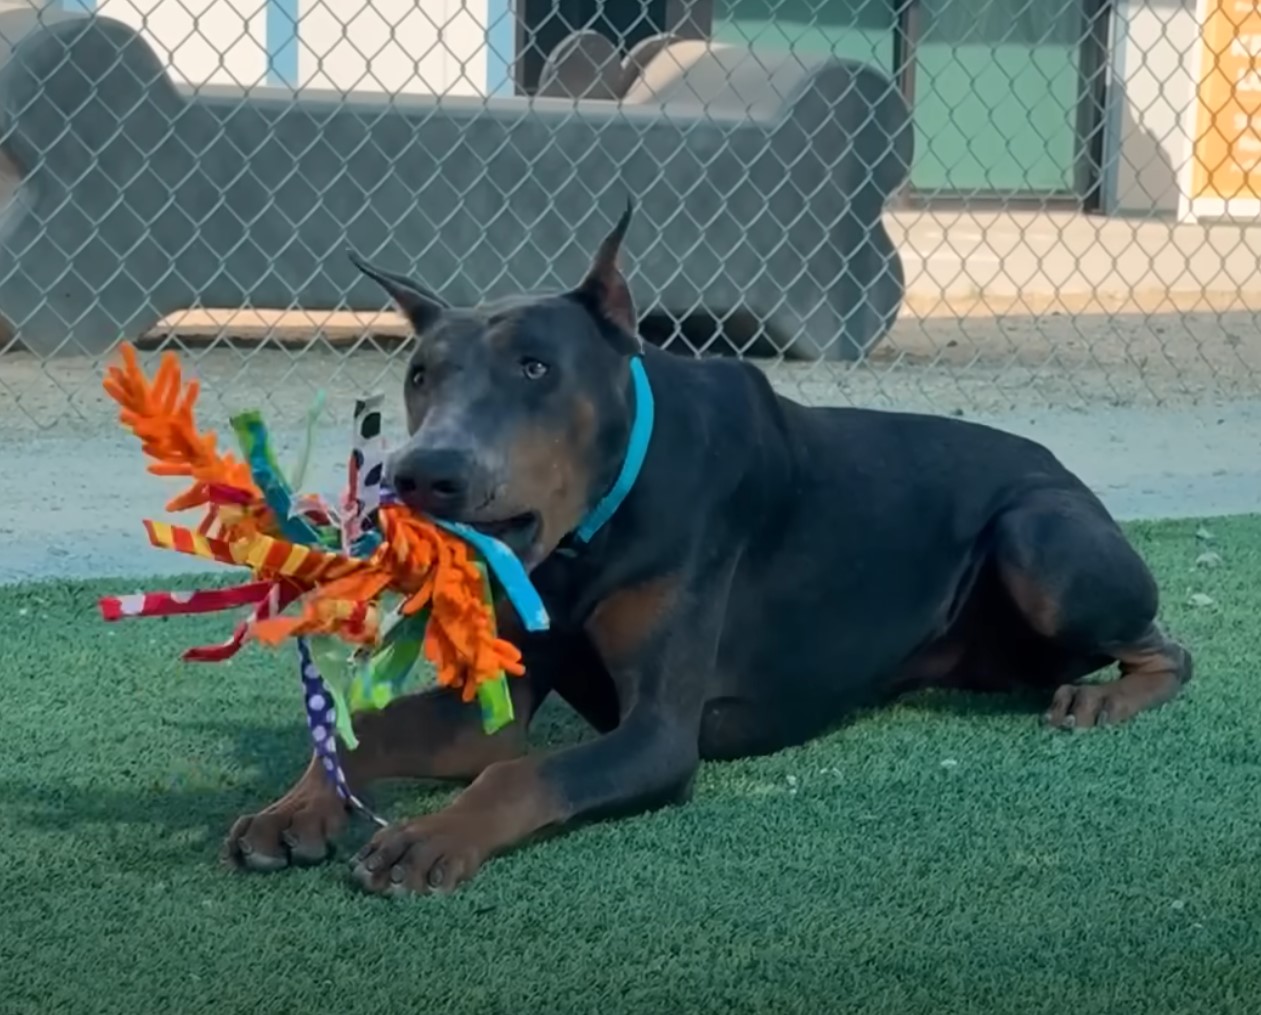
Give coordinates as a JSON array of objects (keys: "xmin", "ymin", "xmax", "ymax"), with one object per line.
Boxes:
[{"xmin": 4, "ymin": 304, "xmax": 1261, "ymax": 431}]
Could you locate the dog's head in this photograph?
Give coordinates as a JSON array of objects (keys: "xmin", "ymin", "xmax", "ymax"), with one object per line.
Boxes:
[{"xmin": 352, "ymin": 203, "xmax": 641, "ymax": 568}]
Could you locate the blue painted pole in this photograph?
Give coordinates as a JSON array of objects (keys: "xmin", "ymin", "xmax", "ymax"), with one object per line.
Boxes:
[
  {"xmin": 485, "ymin": 0, "xmax": 513, "ymax": 96},
  {"xmin": 267, "ymin": 0, "xmax": 299, "ymax": 86}
]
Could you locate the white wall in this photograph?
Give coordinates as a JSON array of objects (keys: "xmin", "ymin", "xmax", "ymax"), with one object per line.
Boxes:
[
  {"xmin": 298, "ymin": 0, "xmax": 488, "ymax": 96},
  {"xmin": 100, "ymin": 0, "xmax": 269, "ymax": 87},
  {"xmin": 74, "ymin": 0, "xmax": 489, "ymax": 95},
  {"xmin": 1105, "ymin": 0, "xmax": 1199, "ymax": 215}
]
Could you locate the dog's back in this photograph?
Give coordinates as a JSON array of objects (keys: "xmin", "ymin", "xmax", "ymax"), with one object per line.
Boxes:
[{"xmin": 648, "ymin": 353, "xmax": 1115, "ymax": 745}]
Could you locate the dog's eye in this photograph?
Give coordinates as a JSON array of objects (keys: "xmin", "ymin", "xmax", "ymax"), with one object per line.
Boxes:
[
  {"xmin": 408, "ymin": 364, "xmax": 426, "ymax": 388},
  {"xmin": 520, "ymin": 357, "xmax": 549, "ymax": 381}
]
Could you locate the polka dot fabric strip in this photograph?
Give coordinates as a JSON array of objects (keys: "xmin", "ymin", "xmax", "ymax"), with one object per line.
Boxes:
[
  {"xmin": 294, "ymin": 392, "xmax": 390, "ymax": 824},
  {"xmin": 297, "ymin": 636, "xmax": 385, "ymax": 826},
  {"xmin": 345, "ymin": 394, "xmax": 386, "ymax": 558}
]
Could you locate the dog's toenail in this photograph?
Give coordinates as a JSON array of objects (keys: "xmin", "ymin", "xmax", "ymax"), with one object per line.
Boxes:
[
  {"xmin": 239, "ymin": 841, "xmax": 253, "ymax": 854},
  {"xmin": 428, "ymin": 863, "xmax": 446, "ymax": 888},
  {"xmin": 390, "ymin": 865, "xmax": 405, "ymax": 884}
]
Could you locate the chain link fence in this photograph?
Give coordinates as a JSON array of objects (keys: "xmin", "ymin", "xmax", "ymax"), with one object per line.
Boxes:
[{"xmin": 1, "ymin": 0, "xmax": 1261, "ymax": 441}]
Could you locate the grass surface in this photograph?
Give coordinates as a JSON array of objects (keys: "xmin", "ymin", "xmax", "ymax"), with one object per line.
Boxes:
[{"xmin": 3, "ymin": 516, "xmax": 1261, "ymax": 1015}]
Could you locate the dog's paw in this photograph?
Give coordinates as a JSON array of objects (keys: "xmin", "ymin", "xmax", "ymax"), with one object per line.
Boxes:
[
  {"xmin": 349, "ymin": 812, "xmax": 488, "ymax": 897},
  {"xmin": 1042, "ymin": 675, "xmax": 1177, "ymax": 731},
  {"xmin": 225, "ymin": 783, "xmax": 349, "ymax": 872}
]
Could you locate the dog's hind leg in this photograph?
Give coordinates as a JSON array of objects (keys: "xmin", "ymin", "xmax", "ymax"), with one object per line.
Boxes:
[
  {"xmin": 225, "ymin": 666, "xmax": 547, "ymax": 872},
  {"xmin": 990, "ymin": 487, "xmax": 1193, "ymax": 730}
]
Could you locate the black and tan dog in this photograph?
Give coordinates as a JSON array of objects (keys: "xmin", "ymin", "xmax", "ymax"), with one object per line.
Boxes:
[{"xmin": 227, "ymin": 204, "xmax": 1192, "ymax": 895}]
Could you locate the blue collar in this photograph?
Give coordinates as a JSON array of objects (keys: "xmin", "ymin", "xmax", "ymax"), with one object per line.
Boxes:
[
  {"xmin": 383, "ymin": 356, "xmax": 653, "ymax": 634},
  {"xmin": 573, "ymin": 355, "xmax": 654, "ymax": 544}
]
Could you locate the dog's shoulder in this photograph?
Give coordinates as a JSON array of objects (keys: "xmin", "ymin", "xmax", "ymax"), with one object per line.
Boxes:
[
  {"xmin": 786, "ymin": 403, "xmax": 1088, "ymax": 539},
  {"xmin": 641, "ymin": 348, "xmax": 789, "ymax": 440},
  {"xmin": 807, "ymin": 404, "xmax": 1064, "ymax": 470},
  {"xmin": 641, "ymin": 351, "xmax": 1070, "ymax": 483}
]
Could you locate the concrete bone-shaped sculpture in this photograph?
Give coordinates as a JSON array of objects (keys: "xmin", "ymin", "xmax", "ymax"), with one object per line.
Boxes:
[{"xmin": 0, "ymin": 15, "xmax": 911, "ymax": 360}]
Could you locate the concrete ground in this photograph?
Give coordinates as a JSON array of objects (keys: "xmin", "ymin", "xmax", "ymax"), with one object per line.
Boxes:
[
  {"xmin": 892, "ymin": 208, "xmax": 1261, "ymax": 316},
  {"xmin": 3, "ymin": 208, "xmax": 1261, "ymax": 584}
]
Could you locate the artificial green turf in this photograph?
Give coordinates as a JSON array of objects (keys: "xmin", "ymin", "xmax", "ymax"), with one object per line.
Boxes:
[{"xmin": 3, "ymin": 516, "xmax": 1260, "ymax": 1015}]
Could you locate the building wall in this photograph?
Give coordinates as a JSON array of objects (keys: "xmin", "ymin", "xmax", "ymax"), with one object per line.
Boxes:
[
  {"xmin": 97, "ymin": 0, "xmax": 268, "ymax": 86},
  {"xmin": 1105, "ymin": 0, "xmax": 1199, "ymax": 215},
  {"xmin": 24, "ymin": 0, "xmax": 1212, "ymax": 215},
  {"xmin": 296, "ymin": 0, "xmax": 488, "ymax": 96},
  {"xmin": 41, "ymin": 0, "xmax": 492, "ymax": 94}
]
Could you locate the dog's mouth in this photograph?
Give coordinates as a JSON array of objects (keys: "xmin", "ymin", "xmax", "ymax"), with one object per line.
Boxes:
[{"xmin": 466, "ymin": 511, "xmax": 542, "ymax": 562}]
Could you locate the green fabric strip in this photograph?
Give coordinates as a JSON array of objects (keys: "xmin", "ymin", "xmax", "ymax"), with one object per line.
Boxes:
[
  {"xmin": 287, "ymin": 389, "xmax": 327, "ymax": 491},
  {"xmin": 351, "ymin": 608, "xmax": 430, "ymax": 712},
  {"xmin": 309, "ymin": 635, "xmax": 359, "ymax": 748},
  {"xmin": 473, "ymin": 562, "xmax": 515, "ymax": 735},
  {"xmin": 229, "ymin": 410, "xmax": 324, "ymax": 547}
]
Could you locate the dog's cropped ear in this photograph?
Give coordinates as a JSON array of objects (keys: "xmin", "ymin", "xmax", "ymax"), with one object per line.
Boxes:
[
  {"xmin": 570, "ymin": 198, "xmax": 640, "ymax": 353},
  {"xmin": 348, "ymin": 250, "xmax": 448, "ymax": 333}
]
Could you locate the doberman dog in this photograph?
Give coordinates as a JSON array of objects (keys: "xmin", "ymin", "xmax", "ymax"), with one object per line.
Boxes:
[{"xmin": 226, "ymin": 203, "xmax": 1192, "ymax": 896}]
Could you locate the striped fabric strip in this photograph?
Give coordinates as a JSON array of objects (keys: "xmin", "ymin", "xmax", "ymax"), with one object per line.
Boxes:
[
  {"xmin": 183, "ymin": 579, "xmax": 303, "ymax": 662},
  {"xmin": 197, "ymin": 511, "xmax": 223, "ymax": 539},
  {"xmin": 203, "ymin": 483, "xmax": 256, "ymax": 506},
  {"xmin": 145, "ymin": 520, "xmax": 370, "ymax": 583},
  {"xmin": 145, "ymin": 519, "xmax": 236, "ymax": 566},
  {"xmin": 99, "ymin": 581, "xmax": 275, "ymax": 622}
]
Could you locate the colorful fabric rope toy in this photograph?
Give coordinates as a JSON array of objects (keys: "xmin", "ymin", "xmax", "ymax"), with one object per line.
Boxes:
[{"xmin": 98, "ymin": 342, "xmax": 549, "ymax": 825}]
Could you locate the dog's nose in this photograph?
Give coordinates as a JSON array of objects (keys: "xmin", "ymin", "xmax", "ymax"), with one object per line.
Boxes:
[{"xmin": 385, "ymin": 447, "xmax": 476, "ymax": 515}]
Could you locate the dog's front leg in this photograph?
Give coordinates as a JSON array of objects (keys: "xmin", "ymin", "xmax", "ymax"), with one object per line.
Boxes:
[
  {"xmin": 347, "ymin": 710, "xmax": 698, "ymax": 895},
  {"xmin": 226, "ymin": 617, "xmax": 554, "ymax": 872},
  {"xmin": 225, "ymin": 678, "xmax": 540, "ymax": 871},
  {"xmin": 349, "ymin": 563, "xmax": 730, "ymax": 896}
]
